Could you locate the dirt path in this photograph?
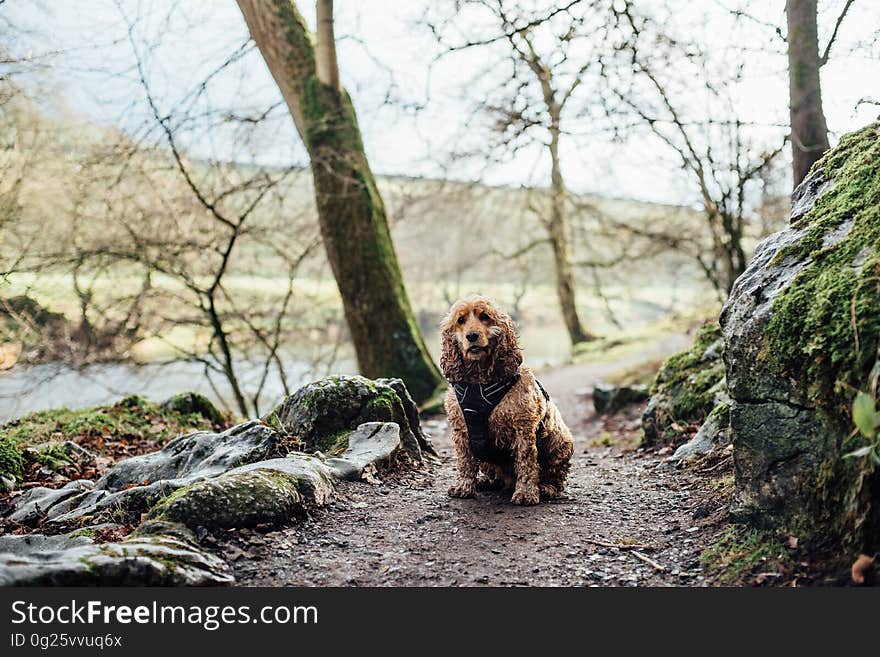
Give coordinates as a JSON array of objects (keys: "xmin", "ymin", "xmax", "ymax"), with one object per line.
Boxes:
[{"xmin": 223, "ymin": 336, "xmax": 726, "ymax": 587}]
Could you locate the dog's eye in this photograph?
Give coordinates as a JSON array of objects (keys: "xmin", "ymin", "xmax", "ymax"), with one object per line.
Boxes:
[
  {"xmin": 479, "ymin": 312, "xmax": 490, "ymax": 322},
  {"xmin": 456, "ymin": 316, "xmax": 466, "ymax": 325}
]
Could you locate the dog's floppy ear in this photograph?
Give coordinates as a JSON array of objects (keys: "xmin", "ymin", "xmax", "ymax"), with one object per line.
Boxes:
[
  {"xmin": 439, "ymin": 310, "xmax": 467, "ymax": 381},
  {"xmin": 489, "ymin": 307, "xmax": 522, "ymax": 381}
]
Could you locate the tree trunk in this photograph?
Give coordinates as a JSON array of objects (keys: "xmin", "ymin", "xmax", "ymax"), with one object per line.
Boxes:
[
  {"xmin": 236, "ymin": 0, "xmax": 443, "ymax": 402},
  {"xmin": 786, "ymin": 0, "xmax": 830, "ymax": 188},
  {"xmin": 718, "ymin": 213, "xmax": 747, "ymax": 295},
  {"xmin": 315, "ymin": 0, "xmax": 339, "ymax": 91},
  {"xmin": 548, "ymin": 122, "xmax": 592, "ymax": 345}
]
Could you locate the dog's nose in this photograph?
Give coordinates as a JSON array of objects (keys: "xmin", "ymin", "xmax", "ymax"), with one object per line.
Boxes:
[{"xmin": 466, "ymin": 332, "xmax": 479, "ymax": 343}]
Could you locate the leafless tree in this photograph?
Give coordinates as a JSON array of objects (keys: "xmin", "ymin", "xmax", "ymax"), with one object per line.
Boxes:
[
  {"xmin": 717, "ymin": 0, "xmax": 858, "ymax": 188},
  {"xmin": 423, "ymin": 0, "xmax": 616, "ymax": 345},
  {"xmin": 596, "ymin": 2, "xmax": 787, "ymax": 296},
  {"xmin": 0, "ymin": 6, "xmax": 332, "ymax": 417},
  {"xmin": 236, "ymin": 0, "xmax": 443, "ymax": 403}
]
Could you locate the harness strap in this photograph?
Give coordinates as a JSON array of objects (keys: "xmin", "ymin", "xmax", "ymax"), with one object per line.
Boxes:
[
  {"xmin": 535, "ymin": 379, "xmax": 551, "ymax": 438},
  {"xmin": 449, "ymin": 372, "xmax": 552, "ymax": 462}
]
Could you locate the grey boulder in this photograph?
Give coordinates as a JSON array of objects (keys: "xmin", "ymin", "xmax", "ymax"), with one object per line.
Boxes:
[
  {"xmin": 50, "ymin": 421, "xmax": 282, "ymax": 524},
  {"xmin": 0, "ymin": 521, "xmax": 232, "ymax": 586},
  {"xmin": 720, "ymin": 121, "xmax": 880, "ymax": 549},
  {"xmin": 265, "ymin": 375, "xmax": 431, "ymax": 460},
  {"xmin": 325, "ymin": 422, "xmax": 402, "ymax": 480},
  {"xmin": 670, "ymin": 403, "xmax": 732, "ymax": 462},
  {"xmin": 6, "ymin": 479, "xmax": 94, "ymax": 526},
  {"xmin": 148, "ymin": 455, "xmax": 335, "ymax": 530}
]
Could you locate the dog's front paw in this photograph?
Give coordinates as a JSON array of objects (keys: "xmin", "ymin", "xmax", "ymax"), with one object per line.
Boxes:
[
  {"xmin": 448, "ymin": 482, "xmax": 476, "ymax": 498},
  {"xmin": 475, "ymin": 477, "xmax": 504, "ymax": 491},
  {"xmin": 539, "ymin": 483, "xmax": 564, "ymax": 500},
  {"xmin": 511, "ymin": 487, "xmax": 540, "ymax": 505}
]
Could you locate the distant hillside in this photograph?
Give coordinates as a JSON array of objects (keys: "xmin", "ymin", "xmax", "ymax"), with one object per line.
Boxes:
[{"xmin": 2, "ymin": 90, "xmax": 720, "ymax": 365}]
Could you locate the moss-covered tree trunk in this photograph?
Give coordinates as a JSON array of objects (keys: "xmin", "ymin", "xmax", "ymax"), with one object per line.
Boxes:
[
  {"xmin": 236, "ymin": 0, "xmax": 442, "ymax": 402},
  {"xmin": 786, "ymin": 0, "xmax": 830, "ymax": 188}
]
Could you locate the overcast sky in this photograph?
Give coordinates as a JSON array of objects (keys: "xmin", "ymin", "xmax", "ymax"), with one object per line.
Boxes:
[{"xmin": 5, "ymin": 0, "xmax": 880, "ymax": 205}]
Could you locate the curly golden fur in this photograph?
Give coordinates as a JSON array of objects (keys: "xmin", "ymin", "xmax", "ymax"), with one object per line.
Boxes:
[{"xmin": 440, "ymin": 295, "xmax": 574, "ymax": 505}]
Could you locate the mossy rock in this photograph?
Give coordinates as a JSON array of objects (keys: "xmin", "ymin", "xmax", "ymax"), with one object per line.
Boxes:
[
  {"xmin": 45, "ymin": 421, "xmax": 284, "ymax": 526},
  {"xmin": 641, "ymin": 323, "xmax": 726, "ymax": 446},
  {"xmin": 161, "ymin": 392, "xmax": 227, "ymax": 428},
  {"xmin": 263, "ymin": 375, "xmax": 434, "ymax": 460},
  {"xmin": 720, "ymin": 121, "xmax": 880, "ymax": 554},
  {"xmin": 670, "ymin": 401, "xmax": 732, "ymax": 462},
  {"xmin": 148, "ymin": 456, "xmax": 334, "ymax": 531},
  {"xmin": 149, "ymin": 469, "xmax": 306, "ymax": 530},
  {"xmin": 593, "ymin": 383, "xmax": 649, "ymax": 415}
]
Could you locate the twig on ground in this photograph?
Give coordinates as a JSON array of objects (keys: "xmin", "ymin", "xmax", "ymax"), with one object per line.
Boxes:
[
  {"xmin": 631, "ymin": 550, "xmax": 667, "ymax": 572},
  {"xmin": 695, "ymin": 454, "xmax": 733, "ymax": 474},
  {"xmin": 586, "ymin": 538, "xmax": 656, "ymax": 551}
]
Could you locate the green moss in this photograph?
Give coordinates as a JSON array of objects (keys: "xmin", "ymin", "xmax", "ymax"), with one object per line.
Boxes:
[
  {"xmin": 651, "ymin": 323, "xmax": 722, "ymax": 393},
  {"xmin": 672, "ymin": 362, "xmax": 725, "ymax": 418},
  {"xmin": 0, "ymin": 395, "xmax": 219, "ymax": 453},
  {"xmin": 705, "ymin": 400, "xmax": 731, "ymax": 423},
  {"xmin": 301, "ymin": 77, "xmax": 365, "ymax": 154},
  {"xmin": 315, "ymin": 429, "xmax": 352, "ymax": 455},
  {"xmin": 765, "ymin": 122, "xmax": 880, "ymax": 417},
  {"xmin": 149, "ymin": 469, "xmax": 306, "ymax": 530},
  {"xmin": 643, "ymin": 322, "xmax": 725, "ymax": 445},
  {"xmin": 272, "ymin": 0, "xmax": 316, "ymax": 76},
  {"xmin": 147, "ymin": 481, "xmax": 198, "ymax": 518},
  {"xmin": 161, "ymin": 392, "xmax": 226, "ymax": 427},
  {"xmin": 77, "ymin": 556, "xmax": 99, "ymax": 575},
  {"xmin": 27, "ymin": 443, "xmax": 74, "ymax": 470},
  {"xmin": 364, "ymin": 387, "xmax": 398, "ymax": 417},
  {"xmin": 701, "ymin": 526, "xmax": 793, "ymax": 585},
  {"xmin": 69, "ymin": 528, "xmax": 97, "ymax": 539},
  {"xmin": 263, "ymin": 410, "xmax": 283, "ymax": 432},
  {"xmin": 0, "ymin": 436, "xmax": 24, "ymax": 480}
]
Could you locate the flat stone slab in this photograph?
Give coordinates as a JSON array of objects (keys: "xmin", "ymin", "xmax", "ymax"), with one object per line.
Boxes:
[
  {"xmin": 0, "ymin": 522, "xmax": 232, "ymax": 586},
  {"xmin": 48, "ymin": 421, "xmax": 283, "ymax": 525},
  {"xmin": 6, "ymin": 480, "xmax": 94, "ymax": 526},
  {"xmin": 325, "ymin": 422, "xmax": 401, "ymax": 481},
  {"xmin": 0, "ymin": 532, "xmax": 94, "ymax": 556}
]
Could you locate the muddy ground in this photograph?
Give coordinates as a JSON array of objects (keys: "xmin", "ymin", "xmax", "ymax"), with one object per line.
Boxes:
[{"xmin": 221, "ymin": 338, "xmax": 737, "ymax": 587}]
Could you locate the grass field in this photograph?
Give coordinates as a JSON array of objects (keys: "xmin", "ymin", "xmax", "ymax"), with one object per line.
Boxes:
[{"xmin": 3, "ymin": 266, "xmax": 717, "ymax": 367}]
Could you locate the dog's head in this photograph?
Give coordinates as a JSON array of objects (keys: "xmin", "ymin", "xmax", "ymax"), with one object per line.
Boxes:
[{"xmin": 440, "ymin": 295, "xmax": 522, "ymax": 383}]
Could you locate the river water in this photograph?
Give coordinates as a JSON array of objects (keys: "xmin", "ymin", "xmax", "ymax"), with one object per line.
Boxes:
[{"xmin": 0, "ymin": 324, "xmax": 571, "ymax": 422}]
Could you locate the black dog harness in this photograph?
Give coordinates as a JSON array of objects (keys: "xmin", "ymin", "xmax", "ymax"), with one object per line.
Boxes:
[{"xmin": 451, "ymin": 373, "xmax": 551, "ymax": 464}]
